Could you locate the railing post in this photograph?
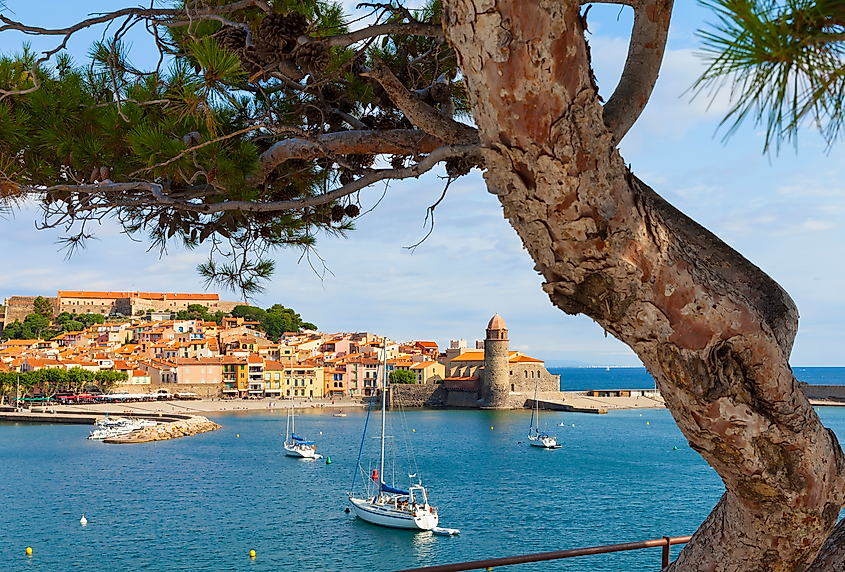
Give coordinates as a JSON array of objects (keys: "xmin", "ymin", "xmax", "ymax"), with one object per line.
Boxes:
[{"xmin": 661, "ymin": 536, "xmax": 671, "ymax": 569}]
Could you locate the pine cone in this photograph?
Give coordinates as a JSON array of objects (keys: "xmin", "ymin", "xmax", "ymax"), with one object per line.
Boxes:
[
  {"xmin": 99, "ymin": 166, "xmax": 110, "ymax": 181},
  {"xmin": 294, "ymin": 42, "xmax": 329, "ymax": 72},
  {"xmin": 237, "ymin": 46, "xmax": 266, "ymax": 78},
  {"xmin": 339, "ymin": 171, "xmax": 354, "ymax": 186},
  {"xmin": 330, "ymin": 204, "xmax": 345, "ymax": 222},
  {"xmin": 348, "ymin": 154, "xmax": 375, "ymax": 168},
  {"xmin": 269, "ymin": 184, "xmax": 298, "ymax": 201},
  {"xmin": 445, "ymin": 157, "xmax": 474, "ymax": 178},
  {"xmin": 390, "ymin": 155, "xmax": 405, "ymax": 169},
  {"xmin": 344, "ymin": 204, "xmax": 360, "ymax": 218},
  {"xmin": 258, "ymin": 12, "xmax": 307, "ymax": 53},
  {"xmin": 217, "ymin": 26, "xmax": 247, "ymax": 52}
]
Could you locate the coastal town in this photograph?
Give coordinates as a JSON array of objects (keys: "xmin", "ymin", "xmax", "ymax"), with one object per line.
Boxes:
[{"xmin": 0, "ymin": 290, "xmax": 585, "ymax": 409}]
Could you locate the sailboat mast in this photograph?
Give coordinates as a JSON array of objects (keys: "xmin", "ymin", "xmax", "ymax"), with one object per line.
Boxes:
[
  {"xmin": 379, "ymin": 340, "xmax": 387, "ymax": 491},
  {"xmin": 286, "ymin": 402, "xmax": 291, "ymax": 445}
]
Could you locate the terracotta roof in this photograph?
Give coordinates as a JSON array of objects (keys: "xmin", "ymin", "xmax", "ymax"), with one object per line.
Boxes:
[
  {"xmin": 411, "ymin": 361, "xmax": 438, "ymax": 369},
  {"xmin": 59, "ymin": 291, "xmax": 219, "ymax": 301},
  {"xmin": 508, "ymin": 352, "xmax": 544, "ymax": 364},
  {"xmin": 451, "ymin": 350, "xmax": 485, "ymax": 362}
]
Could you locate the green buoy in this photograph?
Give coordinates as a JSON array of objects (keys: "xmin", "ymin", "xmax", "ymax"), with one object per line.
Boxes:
[
  {"xmin": 673, "ymin": 446, "xmax": 678, "ymax": 450},
  {"xmin": 326, "ymin": 456, "xmax": 332, "ymax": 464}
]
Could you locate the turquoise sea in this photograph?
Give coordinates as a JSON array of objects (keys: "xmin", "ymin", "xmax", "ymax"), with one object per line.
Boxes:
[{"xmin": 2, "ymin": 367, "xmax": 845, "ymax": 572}]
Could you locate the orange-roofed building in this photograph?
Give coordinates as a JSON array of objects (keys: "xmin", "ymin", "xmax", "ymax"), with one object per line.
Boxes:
[{"xmin": 410, "ymin": 360, "xmax": 445, "ymax": 385}]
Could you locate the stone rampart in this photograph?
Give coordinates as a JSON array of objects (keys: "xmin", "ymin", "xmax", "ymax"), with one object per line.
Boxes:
[
  {"xmin": 388, "ymin": 384, "xmax": 441, "ymax": 408},
  {"xmin": 800, "ymin": 383, "xmax": 845, "ymax": 401},
  {"xmin": 3, "ymin": 296, "xmax": 60, "ymax": 326}
]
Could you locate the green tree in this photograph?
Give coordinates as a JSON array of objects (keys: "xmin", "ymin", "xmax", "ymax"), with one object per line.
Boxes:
[
  {"xmin": 93, "ymin": 370, "xmax": 128, "ymax": 394},
  {"xmin": 41, "ymin": 368, "xmax": 69, "ymax": 398},
  {"xmin": 32, "ymin": 296, "xmax": 53, "ymax": 319},
  {"xmin": 64, "ymin": 320, "xmax": 85, "ymax": 332},
  {"xmin": 230, "ymin": 305, "xmax": 267, "ymax": 322},
  {"xmin": 67, "ymin": 367, "xmax": 92, "ymax": 394},
  {"xmin": 389, "ymin": 369, "xmax": 416, "ymax": 385},
  {"xmin": 2, "ymin": 1, "xmax": 844, "ymax": 568}
]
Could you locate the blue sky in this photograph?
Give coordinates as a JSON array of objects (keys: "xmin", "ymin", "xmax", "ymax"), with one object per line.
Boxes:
[{"xmin": 0, "ymin": 2, "xmax": 843, "ymax": 366}]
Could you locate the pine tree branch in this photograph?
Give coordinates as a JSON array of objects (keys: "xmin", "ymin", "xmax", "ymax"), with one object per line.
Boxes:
[
  {"xmin": 363, "ymin": 59, "xmax": 479, "ymax": 145},
  {"xmin": 31, "ymin": 144, "xmax": 481, "ymax": 215},
  {"xmin": 323, "ymin": 22, "xmax": 444, "ymax": 47},
  {"xmin": 255, "ymin": 129, "xmax": 447, "ymax": 183},
  {"xmin": 601, "ymin": 0, "xmax": 674, "ymax": 143},
  {"xmin": 0, "ymin": 1, "xmax": 266, "ymax": 36}
]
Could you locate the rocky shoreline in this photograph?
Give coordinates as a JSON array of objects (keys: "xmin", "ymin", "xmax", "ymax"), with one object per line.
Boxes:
[{"xmin": 104, "ymin": 416, "xmax": 221, "ymax": 444}]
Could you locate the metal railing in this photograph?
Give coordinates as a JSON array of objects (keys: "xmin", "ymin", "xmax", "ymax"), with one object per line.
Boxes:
[{"xmin": 392, "ymin": 535, "xmax": 693, "ymax": 572}]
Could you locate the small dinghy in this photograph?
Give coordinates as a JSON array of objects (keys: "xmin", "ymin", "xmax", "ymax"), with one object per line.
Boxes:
[{"xmin": 432, "ymin": 527, "xmax": 460, "ymax": 536}]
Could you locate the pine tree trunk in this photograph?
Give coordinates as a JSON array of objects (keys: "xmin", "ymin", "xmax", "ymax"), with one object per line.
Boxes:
[{"xmin": 442, "ymin": 0, "xmax": 845, "ymax": 569}]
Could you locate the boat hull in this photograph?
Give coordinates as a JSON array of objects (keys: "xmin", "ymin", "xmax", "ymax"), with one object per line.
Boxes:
[
  {"xmin": 284, "ymin": 444, "xmax": 322, "ymax": 459},
  {"xmin": 528, "ymin": 436, "xmax": 561, "ymax": 449},
  {"xmin": 348, "ymin": 497, "xmax": 438, "ymax": 530}
]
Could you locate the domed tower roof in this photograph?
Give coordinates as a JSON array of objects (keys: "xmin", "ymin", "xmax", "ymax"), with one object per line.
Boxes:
[{"xmin": 487, "ymin": 314, "xmax": 507, "ymax": 330}]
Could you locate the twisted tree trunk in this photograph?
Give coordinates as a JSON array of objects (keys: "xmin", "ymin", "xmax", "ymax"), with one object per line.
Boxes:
[{"xmin": 442, "ymin": 0, "xmax": 845, "ymax": 569}]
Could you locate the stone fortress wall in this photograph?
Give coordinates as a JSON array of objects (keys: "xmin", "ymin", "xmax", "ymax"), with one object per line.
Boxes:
[
  {"xmin": 2, "ymin": 296, "xmax": 61, "ymax": 327},
  {"xmin": 1, "ymin": 291, "xmax": 241, "ymax": 329}
]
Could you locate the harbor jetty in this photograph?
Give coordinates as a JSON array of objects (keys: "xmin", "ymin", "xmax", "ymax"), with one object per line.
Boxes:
[
  {"xmin": 104, "ymin": 416, "xmax": 220, "ymax": 443},
  {"xmin": 0, "ymin": 406, "xmax": 220, "ymax": 443}
]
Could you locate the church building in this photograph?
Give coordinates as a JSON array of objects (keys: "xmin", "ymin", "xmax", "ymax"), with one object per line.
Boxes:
[{"xmin": 443, "ymin": 314, "xmax": 561, "ymax": 409}]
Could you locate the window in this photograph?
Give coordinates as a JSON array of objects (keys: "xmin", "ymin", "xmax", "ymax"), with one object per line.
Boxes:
[
  {"xmin": 265, "ymin": 373, "xmax": 270, "ymax": 380},
  {"xmin": 524, "ymin": 371, "xmax": 528, "ymax": 378},
  {"xmin": 274, "ymin": 373, "xmax": 280, "ymax": 381}
]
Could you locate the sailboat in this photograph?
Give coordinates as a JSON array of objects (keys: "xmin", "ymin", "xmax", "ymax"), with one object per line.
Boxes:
[
  {"xmin": 347, "ymin": 347, "xmax": 443, "ymax": 531},
  {"xmin": 284, "ymin": 402, "xmax": 322, "ymax": 459},
  {"xmin": 528, "ymin": 379, "xmax": 561, "ymax": 449}
]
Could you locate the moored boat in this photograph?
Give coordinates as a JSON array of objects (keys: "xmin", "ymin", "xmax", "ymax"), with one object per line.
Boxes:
[
  {"xmin": 347, "ymin": 346, "xmax": 449, "ymax": 532},
  {"xmin": 528, "ymin": 379, "xmax": 561, "ymax": 449},
  {"xmin": 284, "ymin": 404, "xmax": 322, "ymax": 459}
]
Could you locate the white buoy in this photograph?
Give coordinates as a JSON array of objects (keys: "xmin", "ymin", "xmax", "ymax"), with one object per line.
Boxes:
[{"xmin": 80, "ymin": 515, "xmax": 88, "ymax": 525}]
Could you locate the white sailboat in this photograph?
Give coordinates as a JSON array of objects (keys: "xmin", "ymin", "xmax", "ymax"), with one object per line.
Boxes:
[
  {"xmin": 528, "ymin": 379, "xmax": 561, "ymax": 449},
  {"xmin": 347, "ymin": 348, "xmax": 443, "ymax": 531},
  {"xmin": 284, "ymin": 403, "xmax": 322, "ymax": 459}
]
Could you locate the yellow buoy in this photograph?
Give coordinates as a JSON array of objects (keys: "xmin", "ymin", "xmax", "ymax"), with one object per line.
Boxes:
[
  {"xmin": 237, "ymin": 434, "xmax": 240, "ymax": 438},
  {"xmin": 490, "ymin": 426, "xmax": 493, "ymax": 430},
  {"xmin": 412, "ymin": 429, "xmax": 415, "ymax": 432},
  {"xmin": 26, "ymin": 547, "xmax": 32, "ymax": 556},
  {"xmin": 250, "ymin": 550, "xmax": 256, "ymax": 559},
  {"xmin": 646, "ymin": 422, "xmax": 650, "ymax": 425}
]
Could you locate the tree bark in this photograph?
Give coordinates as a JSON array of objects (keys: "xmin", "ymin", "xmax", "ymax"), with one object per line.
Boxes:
[{"xmin": 442, "ymin": 0, "xmax": 845, "ymax": 570}]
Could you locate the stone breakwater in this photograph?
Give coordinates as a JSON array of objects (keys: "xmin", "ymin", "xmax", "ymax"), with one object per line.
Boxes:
[{"xmin": 104, "ymin": 416, "xmax": 221, "ymax": 444}]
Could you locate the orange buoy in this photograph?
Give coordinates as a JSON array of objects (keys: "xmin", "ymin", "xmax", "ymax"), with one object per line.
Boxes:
[{"xmin": 371, "ymin": 469, "xmax": 378, "ymax": 481}]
